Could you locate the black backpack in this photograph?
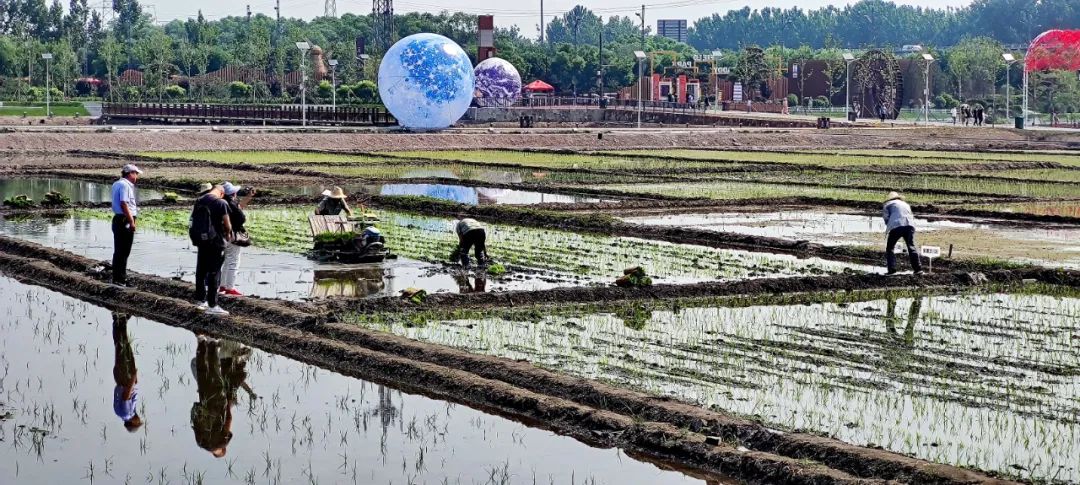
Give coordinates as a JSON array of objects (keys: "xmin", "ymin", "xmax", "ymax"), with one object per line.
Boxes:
[{"xmin": 188, "ymin": 198, "xmax": 219, "ymax": 246}]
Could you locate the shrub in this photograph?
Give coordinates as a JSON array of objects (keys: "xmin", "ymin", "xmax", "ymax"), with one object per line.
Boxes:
[
  {"xmin": 353, "ymin": 80, "xmax": 378, "ymax": 103},
  {"xmin": 229, "ymin": 81, "xmax": 252, "ymax": 99},
  {"xmin": 786, "ymin": 93, "xmax": 799, "ymax": 107},
  {"xmin": 316, "ymin": 80, "xmax": 333, "ymax": 99},
  {"xmin": 813, "ymin": 95, "xmax": 831, "ymax": 108},
  {"xmin": 162, "ymin": 192, "xmax": 179, "ymax": 202},
  {"xmin": 165, "ymin": 85, "xmax": 186, "ymax": 99}
]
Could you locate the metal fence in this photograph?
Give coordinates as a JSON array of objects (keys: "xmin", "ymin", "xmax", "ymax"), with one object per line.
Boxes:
[{"xmin": 101, "ymin": 103, "xmax": 395, "ymax": 126}]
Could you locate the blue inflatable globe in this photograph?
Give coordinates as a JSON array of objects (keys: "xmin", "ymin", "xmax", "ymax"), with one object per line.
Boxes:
[
  {"xmin": 474, "ymin": 57, "xmax": 522, "ymax": 107},
  {"xmin": 378, "ymin": 33, "xmax": 475, "ymax": 130}
]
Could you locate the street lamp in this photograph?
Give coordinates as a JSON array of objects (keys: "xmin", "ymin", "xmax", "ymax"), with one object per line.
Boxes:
[
  {"xmin": 634, "ymin": 50, "xmax": 646, "ymax": 129},
  {"xmin": 328, "ymin": 59, "xmax": 339, "ymax": 109},
  {"xmin": 41, "ymin": 53, "xmax": 53, "ymax": 117},
  {"xmin": 842, "ymin": 52, "xmax": 855, "ymax": 119},
  {"xmin": 922, "ymin": 53, "xmax": 935, "ymax": 124},
  {"xmin": 358, "ymin": 54, "xmax": 370, "ymax": 81},
  {"xmin": 1002, "ymin": 53, "xmax": 1016, "ymax": 120},
  {"xmin": 295, "ymin": 41, "xmax": 311, "ymax": 127}
]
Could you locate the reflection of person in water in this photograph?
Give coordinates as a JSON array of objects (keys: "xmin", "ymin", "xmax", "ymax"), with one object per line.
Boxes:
[
  {"xmin": 884, "ymin": 296, "xmax": 923, "ymax": 347},
  {"xmin": 112, "ymin": 312, "xmax": 143, "ymax": 432},
  {"xmin": 190, "ymin": 336, "xmax": 254, "ymax": 458},
  {"xmin": 453, "ymin": 273, "xmax": 487, "ymax": 293}
]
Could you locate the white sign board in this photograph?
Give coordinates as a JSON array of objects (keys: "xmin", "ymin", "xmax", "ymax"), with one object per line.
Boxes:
[
  {"xmin": 733, "ymin": 83, "xmax": 743, "ymax": 102},
  {"xmin": 920, "ymin": 246, "xmax": 941, "ymax": 258}
]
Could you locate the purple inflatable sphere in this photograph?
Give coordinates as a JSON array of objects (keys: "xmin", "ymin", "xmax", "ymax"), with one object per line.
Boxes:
[{"xmin": 473, "ymin": 57, "xmax": 522, "ymax": 107}]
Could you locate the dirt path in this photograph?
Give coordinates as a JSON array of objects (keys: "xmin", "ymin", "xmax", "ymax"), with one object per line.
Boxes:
[{"xmin": 2, "ymin": 126, "xmax": 1079, "ymax": 152}]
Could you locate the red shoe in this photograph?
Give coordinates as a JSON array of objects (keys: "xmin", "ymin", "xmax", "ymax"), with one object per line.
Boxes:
[{"xmin": 223, "ymin": 288, "xmax": 244, "ymax": 296}]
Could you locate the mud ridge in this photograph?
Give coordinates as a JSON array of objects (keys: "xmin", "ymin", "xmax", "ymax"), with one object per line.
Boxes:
[{"xmin": 0, "ymin": 245, "xmax": 906, "ymax": 484}]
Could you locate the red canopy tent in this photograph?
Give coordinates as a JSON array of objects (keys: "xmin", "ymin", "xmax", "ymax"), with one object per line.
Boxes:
[{"xmin": 523, "ymin": 80, "xmax": 554, "ymax": 93}]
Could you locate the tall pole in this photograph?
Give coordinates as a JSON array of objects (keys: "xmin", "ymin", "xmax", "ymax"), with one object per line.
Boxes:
[
  {"xmin": 301, "ymin": 52, "xmax": 307, "ymax": 127},
  {"xmin": 598, "ymin": 29, "xmax": 603, "ymax": 97},
  {"xmin": 637, "ymin": 60, "xmax": 643, "ymax": 128},
  {"xmin": 331, "ymin": 64, "xmax": 337, "ymax": 108},
  {"xmin": 1022, "ymin": 68, "xmax": 1028, "ymax": 127},
  {"xmin": 924, "ymin": 60, "xmax": 930, "ymax": 124},
  {"xmin": 640, "ymin": 5, "xmax": 645, "ymax": 51},
  {"xmin": 845, "ymin": 62, "xmax": 850, "ymax": 116},
  {"xmin": 45, "ymin": 57, "xmax": 51, "ymax": 117},
  {"xmin": 539, "ymin": 0, "xmax": 544, "ymax": 43},
  {"xmin": 1005, "ymin": 63, "xmax": 1011, "ymax": 120}
]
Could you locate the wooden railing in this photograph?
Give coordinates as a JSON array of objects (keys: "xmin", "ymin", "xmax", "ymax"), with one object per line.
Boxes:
[{"xmin": 101, "ymin": 103, "xmax": 396, "ymax": 126}]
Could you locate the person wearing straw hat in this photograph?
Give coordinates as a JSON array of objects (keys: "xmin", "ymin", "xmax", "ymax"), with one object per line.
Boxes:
[
  {"xmin": 883, "ymin": 191, "xmax": 923, "ymax": 275},
  {"xmin": 110, "ymin": 163, "xmax": 143, "ymax": 287},
  {"xmin": 316, "ymin": 187, "xmax": 353, "ymax": 217}
]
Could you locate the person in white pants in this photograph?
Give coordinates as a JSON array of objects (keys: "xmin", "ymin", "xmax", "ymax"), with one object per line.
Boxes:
[{"xmin": 220, "ymin": 182, "xmax": 254, "ymax": 296}]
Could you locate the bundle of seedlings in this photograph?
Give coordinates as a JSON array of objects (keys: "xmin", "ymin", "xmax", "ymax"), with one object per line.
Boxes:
[
  {"xmin": 2, "ymin": 195, "xmax": 34, "ymax": 209},
  {"xmin": 616, "ymin": 266, "xmax": 653, "ymax": 287},
  {"xmin": 41, "ymin": 191, "xmax": 71, "ymax": 207}
]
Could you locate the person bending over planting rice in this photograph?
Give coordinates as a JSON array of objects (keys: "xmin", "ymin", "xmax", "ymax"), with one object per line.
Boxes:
[
  {"xmin": 451, "ymin": 214, "xmax": 489, "ymax": 269},
  {"xmin": 883, "ymin": 191, "xmax": 923, "ymax": 275}
]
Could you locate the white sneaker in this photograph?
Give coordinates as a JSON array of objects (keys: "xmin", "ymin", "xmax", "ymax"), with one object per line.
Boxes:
[
  {"xmin": 205, "ymin": 306, "xmax": 230, "ymax": 316},
  {"xmin": 196, "ymin": 301, "xmax": 209, "ymax": 311}
]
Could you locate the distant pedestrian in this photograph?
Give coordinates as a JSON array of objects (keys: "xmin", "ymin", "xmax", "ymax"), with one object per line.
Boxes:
[
  {"xmin": 878, "ymin": 104, "xmax": 887, "ymax": 122},
  {"xmin": 950, "ymin": 106, "xmax": 957, "ymax": 125},
  {"xmin": 110, "ymin": 164, "xmax": 142, "ymax": 287},
  {"xmin": 219, "ymin": 182, "xmax": 254, "ymax": 297},
  {"xmin": 316, "ymin": 187, "xmax": 353, "ymax": 217},
  {"xmin": 883, "ymin": 191, "xmax": 923, "ymax": 275},
  {"xmin": 189, "ymin": 183, "xmax": 233, "ymax": 316},
  {"xmin": 975, "ymin": 105, "xmax": 985, "ymax": 126},
  {"xmin": 961, "ymin": 104, "xmax": 971, "ymax": 126}
]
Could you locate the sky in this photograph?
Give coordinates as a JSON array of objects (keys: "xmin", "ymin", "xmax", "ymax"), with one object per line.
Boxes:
[{"xmin": 145, "ymin": 0, "xmax": 974, "ymax": 35}]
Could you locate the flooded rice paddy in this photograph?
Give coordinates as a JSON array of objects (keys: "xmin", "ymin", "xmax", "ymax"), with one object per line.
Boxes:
[
  {"xmin": 0, "ymin": 215, "xmax": 582, "ymax": 298},
  {"xmin": 0, "ymin": 178, "xmax": 163, "ymax": 203},
  {"xmin": 281, "ymin": 183, "xmax": 612, "ymax": 205},
  {"xmin": 0, "ymin": 276, "xmax": 716, "ymax": 485},
  {"xmin": 622, "ymin": 210, "xmax": 1080, "ymax": 268},
  {"xmin": 356, "ymin": 287, "xmax": 1080, "ymax": 481}
]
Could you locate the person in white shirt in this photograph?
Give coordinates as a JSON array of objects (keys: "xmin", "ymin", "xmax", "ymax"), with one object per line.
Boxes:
[
  {"xmin": 883, "ymin": 192, "xmax": 923, "ymax": 275},
  {"xmin": 110, "ymin": 164, "xmax": 142, "ymax": 286}
]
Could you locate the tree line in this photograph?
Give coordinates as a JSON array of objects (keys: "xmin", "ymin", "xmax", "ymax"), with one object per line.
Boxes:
[{"xmin": 0, "ymin": 0, "xmax": 1077, "ymax": 113}]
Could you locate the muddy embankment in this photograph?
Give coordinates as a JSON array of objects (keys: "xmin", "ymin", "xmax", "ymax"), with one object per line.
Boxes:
[
  {"xmin": 0, "ymin": 235, "xmax": 1017, "ymax": 484},
  {"xmin": 1, "ymin": 125, "xmax": 1079, "ymax": 152}
]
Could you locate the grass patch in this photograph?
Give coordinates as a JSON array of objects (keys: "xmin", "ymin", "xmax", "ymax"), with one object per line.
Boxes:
[
  {"xmin": 0, "ymin": 101, "xmax": 89, "ymax": 117},
  {"xmin": 138, "ymin": 150, "xmax": 392, "ymax": 165}
]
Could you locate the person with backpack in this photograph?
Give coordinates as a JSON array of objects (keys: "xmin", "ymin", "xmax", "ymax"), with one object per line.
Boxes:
[
  {"xmin": 219, "ymin": 182, "xmax": 254, "ymax": 297},
  {"xmin": 189, "ymin": 184, "xmax": 233, "ymax": 316}
]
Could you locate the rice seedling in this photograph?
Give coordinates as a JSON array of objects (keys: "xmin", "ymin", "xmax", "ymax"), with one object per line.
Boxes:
[
  {"xmin": 356, "ymin": 286, "xmax": 1080, "ymax": 481},
  {"xmin": 598, "ymin": 181, "xmax": 974, "ymax": 203}
]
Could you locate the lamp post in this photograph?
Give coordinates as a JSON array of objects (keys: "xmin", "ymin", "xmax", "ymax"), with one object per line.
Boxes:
[
  {"xmin": 328, "ymin": 59, "xmax": 339, "ymax": 109},
  {"xmin": 358, "ymin": 54, "xmax": 370, "ymax": 81},
  {"xmin": 295, "ymin": 41, "xmax": 311, "ymax": 127},
  {"xmin": 842, "ymin": 52, "xmax": 855, "ymax": 119},
  {"xmin": 1002, "ymin": 53, "xmax": 1016, "ymax": 120},
  {"xmin": 922, "ymin": 53, "xmax": 935, "ymax": 124},
  {"xmin": 41, "ymin": 53, "xmax": 53, "ymax": 117},
  {"xmin": 634, "ymin": 50, "xmax": 646, "ymax": 129}
]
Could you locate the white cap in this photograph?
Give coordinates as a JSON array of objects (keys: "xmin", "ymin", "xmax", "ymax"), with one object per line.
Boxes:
[
  {"xmin": 222, "ymin": 182, "xmax": 241, "ymax": 196},
  {"xmin": 121, "ymin": 164, "xmax": 143, "ymax": 175},
  {"xmin": 321, "ymin": 189, "xmax": 332, "ymax": 197}
]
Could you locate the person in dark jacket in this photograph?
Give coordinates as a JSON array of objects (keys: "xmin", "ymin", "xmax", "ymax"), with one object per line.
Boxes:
[
  {"xmin": 316, "ymin": 186, "xmax": 352, "ymax": 216},
  {"xmin": 190, "ymin": 184, "xmax": 233, "ymax": 315},
  {"xmin": 883, "ymin": 191, "xmax": 923, "ymax": 275}
]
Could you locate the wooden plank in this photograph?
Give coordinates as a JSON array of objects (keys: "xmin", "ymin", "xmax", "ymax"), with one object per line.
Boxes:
[{"xmin": 308, "ymin": 215, "xmax": 354, "ymax": 237}]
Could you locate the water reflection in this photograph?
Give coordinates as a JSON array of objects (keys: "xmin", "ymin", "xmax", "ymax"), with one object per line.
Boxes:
[
  {"xmin": 190, "ymin": 336, "xmax": 254, "ymax": 458},
  {"xmin": 311, "ymin": 267, "xmax": 387, "ymax": 298},
  {"xmin": 453, "ymin": 273, "xmax": 487, "ymax": 293},
  {"xmin": 885, "ymin": 296, "xmax": 924, "ymax": 347},
  {"xmin": 0, "ymin": 178, "xmax": 163, "ymax": 203},
  {"xmin": 111, "ymin": 312, "xmax": 144, "ymax": 432}
]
